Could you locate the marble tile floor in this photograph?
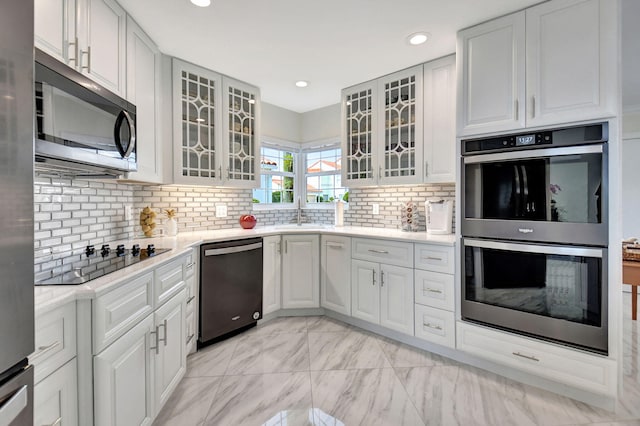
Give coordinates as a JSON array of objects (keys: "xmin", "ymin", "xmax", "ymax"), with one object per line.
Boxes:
[{"xmin": 154, "ymin": 295, "xmax": 640, "ymax": 426}]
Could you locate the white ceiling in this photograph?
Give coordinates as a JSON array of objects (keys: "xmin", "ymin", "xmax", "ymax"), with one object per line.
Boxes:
[{"xmin": 120, "ymin": 0, "xmax": 543, "ymax": 113}]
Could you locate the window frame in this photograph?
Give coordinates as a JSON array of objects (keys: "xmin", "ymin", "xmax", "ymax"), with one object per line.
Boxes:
[
  {"xmin": 252, "ymin": 138, "xmax": 300, "ymax": 211},
  {"xmin": 302, "ymin": 141, "xmax": 345, "ymax": 209}
]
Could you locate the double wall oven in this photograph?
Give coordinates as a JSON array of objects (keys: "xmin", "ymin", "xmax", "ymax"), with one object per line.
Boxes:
[{"xmin": 461, "ymin": 123, "xmax": 608, "ymax": 354}]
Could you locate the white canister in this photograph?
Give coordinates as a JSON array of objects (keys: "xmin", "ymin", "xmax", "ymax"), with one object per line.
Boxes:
[
  {"xmin": 425, "ymin": 200, "xmax": 453, "ymax": 235},
  {"xmin": 334, "ymin": 200, "xmax": 344, "ymax": 226}
]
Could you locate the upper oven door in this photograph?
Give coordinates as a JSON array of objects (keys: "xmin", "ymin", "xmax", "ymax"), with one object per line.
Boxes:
[{"xmin": 463, "ymin": 144, "xmax": 608, "ymax": 246}]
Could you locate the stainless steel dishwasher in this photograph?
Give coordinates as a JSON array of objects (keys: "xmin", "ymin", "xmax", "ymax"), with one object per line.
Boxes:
[{"xmin": 199, "ymin": 238, "xmax": 263, "ymax": 346}]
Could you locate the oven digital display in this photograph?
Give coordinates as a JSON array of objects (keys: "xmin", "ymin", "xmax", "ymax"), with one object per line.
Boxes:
[{"xmin": 516, "ymin": 134, "xmax": 536, "ymax": 146}]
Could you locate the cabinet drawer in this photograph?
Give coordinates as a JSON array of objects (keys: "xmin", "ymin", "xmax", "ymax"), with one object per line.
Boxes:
[
  {"xmin": 456, "ymin": 321, "xmax": 616, "ymax": 395},
  {"xmin": 93, "ymin": 272, "xmax": 154, "ymax": 354},
  {"xmin": 352, "ymin": 238, "xmax": 414, "ymax": 268},
  {"xmin": 34, "ymin": 358, "xmax": 78, "ymax": 426},
  {"xmin": 155, "ymin": 257, "xmax": 186, "ymax": 308},
  {"xmin": 184, "ymin": 250, "xmax": 196, "ymax": 278},
  {"xmin": 414, "ymin": 270, "xmax": 455, "ymax": 311},
  {"xmin": 414, "ymin": 305, "xmax": 455, "ymax": 348},
  {"xmin": 32, "ymin": 302, "xmax": 77, "ymax": 384},
  {"xmin": 414, "ymin": 244, "xmax": 454, "ymax": 274}
]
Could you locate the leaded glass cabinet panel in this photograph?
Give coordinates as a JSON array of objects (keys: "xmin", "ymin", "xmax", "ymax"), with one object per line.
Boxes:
[
  {"xmin": 222, "ymin": 78, "xmax": 260, "ymax": 188},
  {"xmin": 173, "ymin": 59, "xmax": 222, "ymax": 185},
  {"xmin": 341, "ymin": 82, "xmax": 377, "ymax": 187},
  {"xmin": 378, "ymin": 66, "xmax": 423, "ymax": 185}
]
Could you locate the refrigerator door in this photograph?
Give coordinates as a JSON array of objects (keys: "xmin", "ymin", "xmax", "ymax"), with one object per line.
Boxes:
[
  {"xmin": 0, "ymin": 0, "xmax": 34, "ymax": 379},
  {"xmin": 0, "ymin": 366, "xmax": 33, "ymax": 426}
]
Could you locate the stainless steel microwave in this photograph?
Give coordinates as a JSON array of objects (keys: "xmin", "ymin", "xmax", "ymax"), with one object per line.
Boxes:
[{"xmin": 34, "ymin": 48, "xmax": 136, "ymax": 177}]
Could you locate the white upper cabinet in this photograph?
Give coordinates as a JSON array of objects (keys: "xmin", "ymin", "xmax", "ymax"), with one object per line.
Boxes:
[
  {"xmin": 525, "ymin": 0, "xmax": 616, "ymax": 127},
  {"xmin": 423, "ymin": 55, "xmax": 456, "ymax": 183},
  {"xmin": 342, "ymin": 65, "xmax": 424, "ymax": 187},
  {"xmin": 35, "ymin": 0, "xmax": 77, "ymax": 64},
  {"xmin": 458, "ymin": 0, "xmax": 616, "ymax": 136},
  {"xmin": 125, "ymin": 17, "xmax": 162, "ymax": 183},
  {"xmin": 221, "ymin": 78, "xmax": 261, "ymax": 188},
  {"xmin": 172, "ymin": 59, "xmax": 261, "ymax": 187},
  {"xmin": 35, "ymin": 0, "xmax": 127, "ymax": 95},
  {"xmin": 457, "ymin": 12, "xmax": 526, "ymax": 135}
]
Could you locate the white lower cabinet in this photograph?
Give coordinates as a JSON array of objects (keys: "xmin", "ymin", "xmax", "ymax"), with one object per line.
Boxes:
[
  {"xmin": 93, "ymin": 315, "xmax": 155, "ymax": 426},
  {"xmin": 414, "ymin": 304, "xmax": 455, "ymax": 348},
  {"xmin": 282, "ymin": 234, "xmax": 320, "ymax": 309},
  {"xmin": 184, "ymin": 249, "xmax": 197, "ymax": 354},
  {"xmin": 34, "ymin": 358, "xmax": 79, "ymax": 426},
  {"xmin": 456, "ymin": 321, "xmax": 616, "ymax": 395},
  {"xmin": 351, "ymin": 259, "xmax": 414, "ymax": 335},
  {"xmin": 320, "ymin": 236, "xmax": 351, "ymax": 315},
  {"xmin": 263, "ymin": 235, "xmax": 282, "ymax": 315}
]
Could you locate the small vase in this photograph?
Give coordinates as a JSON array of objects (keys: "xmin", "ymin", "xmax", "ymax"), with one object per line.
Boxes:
[{"xmin": 165, "ymin": 217, "xmax": 178, "ymax": 237}]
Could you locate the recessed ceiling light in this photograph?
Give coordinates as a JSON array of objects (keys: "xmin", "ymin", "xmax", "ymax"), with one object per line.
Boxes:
[
  {"xmin": 190, "ymin": 0, "xmax": 211, "ymax": 7},
  {"xmin": 295, "ymin": 81, "xmax": 308, "ymax": 88},
  {"xmin": 407, "ymin": 32, "xmax": 429, "ymax": 46}
]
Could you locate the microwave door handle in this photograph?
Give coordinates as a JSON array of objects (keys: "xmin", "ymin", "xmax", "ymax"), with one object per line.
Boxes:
[
  {"xmin": 114, "ymin": 110, "xmax": 136, "ymax": 158},
  {"xmin": 513, "ymin": 165, "xmax": 521, "ymax": 217}
]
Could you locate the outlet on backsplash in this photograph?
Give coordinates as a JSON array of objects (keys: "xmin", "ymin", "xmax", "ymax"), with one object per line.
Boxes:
[
  {"xmin": 216, "ymin": 204, "xmax": 228, "ymax": 218},
  {"xmin": 372, "ymin": 203, "xmax": 380, "ymax": 215}
]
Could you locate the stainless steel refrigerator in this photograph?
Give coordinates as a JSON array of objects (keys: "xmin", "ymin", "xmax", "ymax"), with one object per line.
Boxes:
[{"xmin": 0, "ymin": 0, "xmax": 35, "ymax": 425}]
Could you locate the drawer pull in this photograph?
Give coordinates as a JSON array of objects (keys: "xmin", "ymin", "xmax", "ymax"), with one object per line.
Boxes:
[
  {"xmin": 368, "ymin": 249, "xmax": 389, "ymax": 254},
  {"xmin": 423, "ymin": 322, "xmax": 443, "ymax": 331},
  {"xmin": 512, "ymin": 352, "xmax": 540, "ymax": 362},
  {"xmin": 424, "ymin": 256, "xmax": 443, "ymax": 261},
  {"xmin": 187, "ymin": 296, "xmax": 196, "ymax": 304},
  {"xmin": 31, "ymin": 341, "xmax": 61, "ymax": 360},
  {"xmin": 326, "ymin": 242, "xmax": 344, "ymax": 249},
  {"xmin": 186, "ymin": 262, "xmax": 195, "ymax": 269},
  {"xmin": 426, "ymin": 288, "xmax": 443, "ymax": 294}
]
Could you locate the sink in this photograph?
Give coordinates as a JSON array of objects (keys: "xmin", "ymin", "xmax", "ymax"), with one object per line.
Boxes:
[{"xmin": 273, "ymin": 223, "xmax": 331, "ymax": 230}]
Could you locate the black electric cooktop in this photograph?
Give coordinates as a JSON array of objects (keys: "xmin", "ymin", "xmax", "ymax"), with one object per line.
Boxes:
[{"xmin": 35, "ymin": 244, "xmax": 171, "ymax": 285}]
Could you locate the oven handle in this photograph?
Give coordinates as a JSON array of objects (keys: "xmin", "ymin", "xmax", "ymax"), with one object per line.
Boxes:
[
  {"xmin": 463, "ymin": 238, "xmax": 603, "ymax": 258},
  {"xmin": 463, "ymin": 144, "xmax": 603, "ymax": 164}
]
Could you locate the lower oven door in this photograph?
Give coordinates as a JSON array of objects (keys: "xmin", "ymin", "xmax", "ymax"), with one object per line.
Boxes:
[{"xmin": 461, "ymin": 238, "xmax": 608, "ymax": 354}]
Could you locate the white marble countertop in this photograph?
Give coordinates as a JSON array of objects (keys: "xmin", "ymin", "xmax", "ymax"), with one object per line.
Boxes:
[{"xmin": 34, "ymin": 225, "xmax": 456, "ymax": 316}]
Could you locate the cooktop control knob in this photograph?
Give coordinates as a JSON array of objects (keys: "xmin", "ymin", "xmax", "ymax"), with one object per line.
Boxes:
[
  {"xmin": 116, "ymin": 244, "xmax": 126, "ymax": 257},
  {"xmin": 101, "ymin": 244, "xmax": 110, "ymax": 257},
  {"xmin": 85, "ymin": 245, "xmax": 95, "ymax": 257},
  {"xmin": 147, "ymin": 244, "xmax": 155, "ymax": 256},
  {"xmin": 131, "ymin": 244, "xmax": 140, "ymax": 256}
]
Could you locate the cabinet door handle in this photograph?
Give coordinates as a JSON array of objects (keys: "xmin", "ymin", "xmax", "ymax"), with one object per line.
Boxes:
[
  {"xmin": 68, "ymin": 37, "xmax": 79, "ymax": 66},
  {"xmin": 378, "ymin": 165, "xmax": 382, "ymax": 179},
  {"xmin": 150, "ymin": 329, "xmax": 159, "ymax": 355},
  {"xmin": 159, "ymin": 319, "xmax": 168, "ymax": 346},
  {"xmin": 187, "ymin": 295, "xmax": 196, "ymax": 304},
  {"xmin": 424, "ymin": 322, "xmax": 443, "ymax": 331},
  {"xmin": 219, "ymin": 165, "xmax": 222, "ymax": 179},
  {"xmin": 426, "ymin": 288, "xmax": 443, "ymax": 294},
  {"xmin": 227, "ymin": 168, "xmax": 231, "ymax": 179},
  {"xmin": 531, "ymin": 96, "xmax": 536, "ymax": 119},
  {"xmin": 81, "ymin": 46, "xmax": 91, "ymax": 72},
  {"xmin": 514, "ymin": 99, "xmax": 519, "ymax": 121},
  {"xmin": 285, "ymin": 241, "xmax": 288, "ymax": 254},
  {"xmin": 425, "ymin": 161, "xmax": 428, "ymax": 177},
  {"xmin": 512, "ymin": 351, "xmax": 540, "ymax": 362},
  {"xmin": 372, "ymin": 269, "xmax": 376, "ymax": 286},
  {"xmin": 368, "ymin": 249, "xmax": 389, "ymax": 254},
  {"xmin": 31, "ymin": 341, "xmax": 61, "ymax": 361},
  {"xmin": 380, "ymin": 270, "xmax": 385, "ymax": 287},
  {"xmin": 424, "ymin": 256, "xmax": 443, "ymax": 261},
  {"xmin": 277, "ymin": 241, "xmax": 281, "ymax": 254}
]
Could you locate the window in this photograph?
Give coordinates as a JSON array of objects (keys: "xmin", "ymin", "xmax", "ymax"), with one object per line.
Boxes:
[
  {"xmin": 253, "ymin": 146, "xmax": 295, "ymax": 204},
  {"xmin": 304, "ymin": 147, "xmax": 346, "ymax": 204}
]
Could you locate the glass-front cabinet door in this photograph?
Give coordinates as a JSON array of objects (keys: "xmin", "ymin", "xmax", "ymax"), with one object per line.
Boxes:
[
  {"xmin": 222, "ymin": 78, "xmax": 260, "ymax": 188},
  {"xmin": 172, "ymin": 59, "xmax": 260, "ymax": 187},
  {"xmin": 378, "ymin": 66, "xmax": 423, "ymax": 185},
  {"xmin": 342, "ymin": 82, "xmax": 377, "ymax": 187},
  {"xmin": 173, "ymin": 59, "xmax": 222, "ymax": 185}
]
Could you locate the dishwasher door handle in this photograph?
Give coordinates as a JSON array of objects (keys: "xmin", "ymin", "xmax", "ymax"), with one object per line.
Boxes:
[{"xmin": 204, "ymin": 242, "xmax": 263, "ymax": 256}]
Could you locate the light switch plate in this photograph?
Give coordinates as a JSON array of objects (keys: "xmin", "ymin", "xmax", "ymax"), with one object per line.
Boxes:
[
  {"xmin": 215, "ymin": 204, "xmax": 228, "ymax": 218},
  {"xmin": 372, "ymin": 203, "xmax": 380, "ymax": 215}
]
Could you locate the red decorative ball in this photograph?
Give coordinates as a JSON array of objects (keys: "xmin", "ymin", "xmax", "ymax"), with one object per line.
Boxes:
[{"xmin": 239, "ymin": 214, "xmax": 257, "ymax": 229}]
